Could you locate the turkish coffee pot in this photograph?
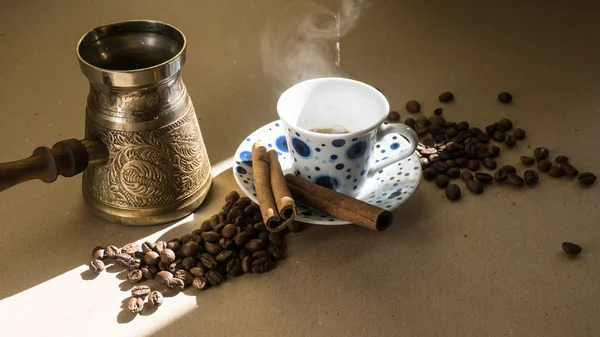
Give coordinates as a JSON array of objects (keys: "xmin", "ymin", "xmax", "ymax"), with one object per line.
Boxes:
[{"xmin": 0, "ymin": 20, "xmax": 213, "ymax": 226}]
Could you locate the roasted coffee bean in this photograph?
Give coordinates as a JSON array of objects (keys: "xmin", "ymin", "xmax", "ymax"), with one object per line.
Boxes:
[
  {"xmin": 131, "ymin": 285, "xmax": 151, "ymax": 298},
  {"xmin": 182, "ymin": 257, "xmax": 197, "ymax": 271},
  {"xmin": 169, "ymin": 259, "xmax": 184, "ymax": 274},
  {"xmin": 485, "ymin": 123, "xmax": 498, "ymax": 135},
  {"xmin": 116, "ymin": 253, "xmax": 133, "ymax": 268},
  {"xmin": 135, "ymin": 251, "xmax": 147, "ymax": 260},
  {"xmin": 166, "ymin": 277, "xmax": 185, "ymax": 292},
  {"xmin": 429, "ymin": 115, "xmax": 446, "ymax": 127},
  {"xmin": 128, "ymin": 297, "xmax": 144, "ymax": 314},
  {"xmin": 578, "ymin": 172, "xmax": 597, "ymax": 185},
  {"xmin": 200, "ymin": 253, "xmax": 218, "ymax": 270},
  {"xmin": 226, "ymin": 258, "xmax": 243, "ymax": 276},
  {"xmin": 213, "ymin": 223, "xmax": 226, "ymax": 233},
  {"xmin": 435, "ymin": 175, "xmax": 450, "ymax": 188},
  {"xmin": 494, "ymin": 169, "xmax": 508, "ymax": 182},
  {"xmin": 141, "ymin": 241, "xmax": 155, "ymax": 253},
  {"xmin": 405, "ymin": 118, "xmax": 416, "ymax": 129},
  {"xmin": 238, "ymin": 247, "xmax": 249, "ymax": 259},
  {"xmin": 89, "ymin": 259, "xmax": 105, "ymax": 274},
  {"xmin": 445, "ymin": 127, "xmax": 458, "ymax": 138},
  {"xmin": 491, "ymin": 130, "xmax": 505, "ymax": 142},
  {"xmin": 536, "ymin": 159, "xmax": 551, "ymax": 172},
  {"xmin": 160, "ymin": 249, "xmax": 176, "ymax": 264},
  {"xmin": 245, "ymin": 224, "xmax": 258, "ymax": 237},
  {"xmin": 149, "ymin": 291, "xmax": 163, "ymax": 307},
  {"xmin": 524, "ymin": 170, "xmax": 539, "ymax": 185},
  {"xmin": 215, "ymin": 250, "xmax": 233, "ymax": 263},
  {"xmin": 446, "ymin": 167, "xmax": 461, "ymax": 179},
  {"xmin": 225, "ymin": 190, "xmax": 240, "ymax": 203},
  {"xmin": 562, "ymin": 242, "xmax": 582, "ymax": 255},
  {"xmin": 483, "ymin": 158, "xmax": 497, "ymax": 170},
  {"xmin": 513, "ymin": 128, "xmax": 525, "ymax": 140},
  {"xmin": 226, "ymin": 207, "xmax": 243, "ymax": 224},
  {"xmin": 192, "ymin": 277, "xmax": 208, "ymax": 290},
  {"xmin": 209, "ymin": 214, "xmax": 222, "ymax": 228},
  {"xmin": 179, "ymin": 242, "xmax": 200, "ymax": 257},
  {"xmin": 445, "ymin": 184, "xmax": 461, "ymax": 201},
  {"xmin": 475, "ymin": 150, "xmax": 489, "ymax": 160},
  {"xmin": 245, "ymin": 239, "xmax": 264, "ymax": 253},
  {"xmin": 190, "ymin": 266, "xmax": 205, "ymax": 278},
  {"xmin": 505, "ymin": 134, "xmax": 517, "ymax": 147},
  {"xmin": 486, "ymin": 147, "xmax": 498, "ymax": 160},
  {"xmin": 204, "ymin": 242, "xmax": 222, "ymax": 255},
  {"xmin": 548, "ymin": 166, "xmax": 564, "ymax": 177},
  {"xmin": 252, "ymin": 260, "xmax": 273, "ymax": 274},
  {"xmin": 433, "ymin": 132, "xmax": 446, "ymax": 143},
  {"xmin": 388, "ymin": 110, "xmax": 400, "ymax": 121},
  {"xmin": 205, "ymin": 270, "xmax": 223, "ymax": 286},
  {"xmin": 455, "ymin": 157, "xmax": 468, "ymax": 168},
  {"xmin": 91, "ymin": 246, "xmax": 105, "ymax": 260},
  {"xmin": 416, "ymin": 127, "xmax": 429, "ymax": 137},
  {"xmin": 105, "ymin": 245, "xmax": 121, "ymax": 258},
  {"xmin": 234, "ymin": 231, "xmax": 251, "ymax": 247},
  {"xmin": 201, "ymin": 231, "xmax": 221, "ymax": 243},
  {"xmin": 167, "ymin": 240, "xmax": 181, "ymax": 252},
  {"xmin": 467, "ymin": 159, "xmax": 480, "ymax": 171},
  {"xmin": 438, "ymin": 151, "xmax": 453, "ymax": 161},
  {"xmin": 423, "ymin": 167, "xmax": 437, "ymax": 181},
  {"xmin": 477, "ymin": 133, "xmax": 490, "ymax": 143},
  {"xmin": 498, "ymin": 165, "xmax": 516, "ymax": 174},
  {"xmin": 219, "ymin": 238, "xmax": 233, "ymax": 249},
  {"xmin": 560, "ymin": 163, "xmax": 578, "ymax": 177},
  {"xmin": 175, "ymin": 270, "xmax": 194, "ymax": 286},
  {"xmin": 438, "ymin": 91, "xmax": 454, "ymax": 102},
  {"xmin": 120, "ymin": 242, "xmax": 139, "ymax": 255},
  {"xmin": 533, "ymin": 147, "xmax": 549, "ymax": 160},
  {"xmin": 154, "ymin": 241, "xmax": 168, "ymax": 254},
  {"xmin": 268, "ymin": 246, "xmax": 284, "ymax": 259},
  {"xmin": 252, "ymin": 250, "xmax": 271, "ymax": 259},
  {"xmin": 498, "ymin": 118, "xmax": 513, "ymax": 131},
  {"xmin": 268, "ymin": 233, "xmax": 282, "ymax": 246},
  {"xmin": 127, "ymin": 269, "xmax": 143, "ymax": 284},
  {"xmin": 497, "ymin": 91, "xmax": 512, "ymax": 103},
  {"xmin": 405, "ymin": 100, "xmax": 421, "ymax": 113},
  {"xmin": 199, "ymin": 220, "xmax": 213, "ymax": 233},
  {"xmin": 242, "ymin": 256, "xmax": 253, "ymax": 272},
  {"xmin": 158, "ymin": 261, "xmax": 170, "ymax": 271},
  {"xmin": 475, "ymin": 172, "xmax": 494, "ymax": 184},
  {"xmin": 460, "ymin": 171, "xmax": 474, "ymax": 181},
  {"xmin": 141, "ymin": 266, "xmax": 157, "ymax": 280},
  {"xmin": 520, "ymin": 156, "xmax": 535, "ymax": 165},
  {"xmin": 219, "ymin": 200, "xmax": 235, "ymax": 217},
  {"xmin": 466, "ymin": 180, "xmax": 483, "ymax": 194},
  {"xmin": 433, "ymin": 108, "xmax": 443, "ymax": 116},
  {"xmin": 221, "ymin": 224, "xmax": 237, "ymax": 239},
  {"xmin": 422, "ymin": 138, "xmax": 436, "ymax": 148},
  {"xmin": 257, "ymin": 231, "xmax": 269, "ymax": 245},
  {"xmin": 555, "ymin": 155, "xmax": 569, "ymax": 163},
  {"xmin": 144, "ymin": 251, "xmax": 160, "ymax": 265},
  {"xmin": 456, "ymin": 121, "xmax": 469, "ymax": 132},
  {"xmin": 508, "ymin": 173, "xmax": 524, "ymax": 186}
]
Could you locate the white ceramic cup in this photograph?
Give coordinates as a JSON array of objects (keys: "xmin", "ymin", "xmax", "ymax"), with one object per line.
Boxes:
[{"xmin": 276, "ymin": 77, "xmax": 418, "ymax": 197}]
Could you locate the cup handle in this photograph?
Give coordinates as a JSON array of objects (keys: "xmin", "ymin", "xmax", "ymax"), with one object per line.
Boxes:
[{"xmin": 368, "ymin": 123, "xmax": 418, "ymax": 174}]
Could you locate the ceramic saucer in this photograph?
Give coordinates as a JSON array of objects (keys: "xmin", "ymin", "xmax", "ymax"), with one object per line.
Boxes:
[{"xmin": 232, "ymin": 120, "xmax": 422, "ymax": 225}]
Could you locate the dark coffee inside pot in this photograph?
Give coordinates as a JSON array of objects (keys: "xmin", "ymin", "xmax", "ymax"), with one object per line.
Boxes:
[{"xmin": 309, "ymin": 126, "xmax": 350, "ymax": 134}]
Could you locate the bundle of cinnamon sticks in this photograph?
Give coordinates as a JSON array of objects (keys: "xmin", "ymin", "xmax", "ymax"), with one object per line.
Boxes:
[{"xmin": 251, "ymin": 142, "xmax": 393, "ymax": 232}]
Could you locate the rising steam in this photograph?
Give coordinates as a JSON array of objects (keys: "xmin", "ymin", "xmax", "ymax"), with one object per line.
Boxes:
[{"xmin": 260, "ymin": 0, "xmax": 371, "ymax": 90}]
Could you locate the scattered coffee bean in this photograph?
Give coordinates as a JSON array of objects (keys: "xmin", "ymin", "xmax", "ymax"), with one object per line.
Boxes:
[
  {"xmin": 221, "ymin": 224, "xmax": 237, "ymax": 238},
  {"xmin": 488, "ymin": 145, "xmax": 500, "ymax": 158},
  {"xmin": 445, "ymin": 184, "xmax": 461, "ymax": 201},
  {"xmin": 92, "ymin": 246, "xmax": 105, "ymax": 260},
  {"xmin": 105, "ymin": 245, "xmax": 121, "ymax": 258},
  {"xmin": 534, "ymin": 147, "xmax": 549, "ymax": 160},
  {"xmin": 141, "ymin": 241, "xmax": 155, "ymax": 253},
  {"xmin": 494, "ymin": 169, "xmax": 508, "ymax": 182},
  {"xmin": 201, "ymin": 231, "xmax": 221, "ymax": 243},
  {"xmin": 439, "ymin": 91, "xmax": 454, "ymax": 102},
  {"xmin": 182, "ymin": 257, "xmax": 197, "ymax": 270},
  {"xmin": 160, "ymin": 249, "xmax": 176, "ymax": 264},
  {"xmin": 225, "ymin": 190, "xmax": 240, "ymax": 203},
  {"xmin": 166, "ymin": 278, "xmax": 185, "ymax": 292},
  {"xmin": 537, "ymin": 159, "xmax": 552, "ymax": 172},
  {"xmin": 475, "ymin": 172, "xmax": 494, "ymax": 184},
  {"xmin": 405, "ymin": 118, "xmax": 416, "ymax": 129},
  {"xmin": 175, "ymin": 270, "xmax": 194, "ymax": 286},
  {"xmin": 423, "ymin": 167, "xmax": 437, "ymax": 181},
  {"xmin": 467, "ymin": 159, "xmax": 480, "ymax": 171},
  {"xmin": 116, "ymin": 253, "xmax": 133, "ymax": 267},
  {"xmin": 433, "ymin": 161, "xmax": 449, "ymax": 173},
  {"xmin": 500, "ymin": 165, "xmax": 516, "ymax": 174},
  {"xmin": 406, "ymin": 100, "xmax": 421, "ymax": 113},
  {"xmin": 226, "ymin": 258, "xmax": 243, "ymax": 276},
  {"xmin": 455, "ymin": 121, "xmax": 469, "ymax": 131},
  {"xmin": 483, "ymin": 158, "xmax": 497, "ymax": 170},
  {"xmin": 523, "ymin": 170, "xmax": 539, "ymax": 185},
  {"xmin": 497, "ymin": 92, "xmax": 513, "ymax": 103},
  {"xmin": 180, "ymin": 242, "xmax": 201, "ymax": 257},
  {"xmin": 498, "ymin": 118, "xmax": 513, "ymax": 131},
  {"xmin": 560, "ymin": 163, "xmax": 578, "ymax": 177},
  {"xmin": 466, "ymin": 180, "xmax": 483, "ymax": 194},
  {"xmin": 578, "ymin": 172, "xmax": 597, "ymax": 185},
  {"xmin": 127, "ymin": 297, "xmax": 144, "ymax": 314},
  {"xmin": 555, "ymin": 155, "xmax": 569, "ymax": 163},
  {"xmin": 149, "ymin": 291, "xmax": 163, "ymax": 307},
  {"xmin": 513, "ymin": 128, "xmax": 526, "ymax": 140},
  {"xmin": 154, "ymin": 241, "xmax": 168, "ymax": 254},
  {"xmin": 144, "ymin": 251, "xmax": 160, "ymax": 265},
  {"xmin": 127, "ymin": 269, "xmax": 143, "ymax": 284},
  {"xmin": 562, "ymin": 242, "xmax": 582, "ymax": 256},
  {"xmin": 435, "ymin": 175, "xmax": 450, "ymax": 188},
  {"xmin": 131, "ymin": 285, "xmax": 151, "ymax": 298},
  {"xmin": 433, "ymin": 108, "xmax": 443, "ymax": 116},
  {"xmin": 155, "ymin": 271, "xmax": 173, "ymax": 285},
  {"xmin": 548, "ymin": 166, "xmax": 564, "ymax": 178},
  {"xmin": 454, "ymin": 157, "xmax": 468, "ymax": 168},
  {"xmin": 388, "ymin": 111, "xmax": 400, "ymax": 121},
  {"xmin": 507, "ymin": 173, "xmax": 524, "ymax": 186},
  {"xmin": 429, "ymin": 115, "xmax": 446, "ymax": 127},
  {"xmin": 205, "ymin": 270, "xmax": 223, "ymax": 286},
  {"xmin": 192, "ymin": 277, "xmax": 208, "ymax": 290},
  {"xmin": 492, "ymin": 131, "xmax": 506, "ymax": 142},
  {"xmin": 121, "ymin": 243, "xmax": 140, "ymax": 255},
  {"xmin": 460, "ymin": 171, "xmax": 474, "ymax": 182},
  {"xmin": 520, "ymin": 156, "xmax": 535, "ymax": 165},
  {"xmin": 89, "ymin": 260, "xmax": 105, "ymax": 274},
  {"xmin": 505, "ymin": 134, "xmax": 517, "ymax": 147},
  {"xmin": 447, "ymin": 167, "xmax": 461, "ymax": 179}
]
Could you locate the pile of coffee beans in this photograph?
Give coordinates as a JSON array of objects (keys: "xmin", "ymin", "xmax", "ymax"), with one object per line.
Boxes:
[
  {"xmin": 392, "ymin": 91, "xmax": 596, "ymax": 201},
  {"xmin": 88, "ymin": 191, "xmax": 306, "ymax": 315}
]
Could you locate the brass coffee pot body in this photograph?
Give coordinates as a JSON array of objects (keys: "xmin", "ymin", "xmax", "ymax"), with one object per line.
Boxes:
[{"xmin": 0, "ymin": 20, "xmax": 212, "ymax": 225}]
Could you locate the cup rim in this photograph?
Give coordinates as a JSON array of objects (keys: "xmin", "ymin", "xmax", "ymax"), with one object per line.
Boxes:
[{"xmin": 276, "ymin": 77, "xmax": 391, "ymax": 138}]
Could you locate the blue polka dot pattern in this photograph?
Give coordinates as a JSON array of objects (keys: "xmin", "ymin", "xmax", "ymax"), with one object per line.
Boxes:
[
  {"xmin": 291, "ymin": 138, "xmax": 312, "ymax": 158},
  {"xmin": 232, "ymin": 120, "xmax": 421, "ymax": 225},
  {"xmin": 332, "ymin": 139, "xmax": 346, "ymax": 147}
]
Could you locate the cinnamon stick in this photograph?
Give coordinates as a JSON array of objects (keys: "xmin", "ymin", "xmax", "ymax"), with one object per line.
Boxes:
[
  {"xmin": 284, "ymin": 174, "xmax": 393, "ymax": 231},
  {"xmin": 251, "ymin": 141, "xmax": 296, "ymax": 232}
]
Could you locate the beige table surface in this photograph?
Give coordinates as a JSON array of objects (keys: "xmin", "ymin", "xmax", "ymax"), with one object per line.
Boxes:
[{"xmin": 1, "ymin": 0, "xmax": 599, "ymax": 336}]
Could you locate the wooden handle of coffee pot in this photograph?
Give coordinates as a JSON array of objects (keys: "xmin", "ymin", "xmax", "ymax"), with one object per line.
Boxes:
[{"xmin": 0, "ymin": 139, "xmax": 106, "ymax": 193}]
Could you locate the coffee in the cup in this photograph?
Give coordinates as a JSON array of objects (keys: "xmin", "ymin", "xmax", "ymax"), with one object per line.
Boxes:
[{"xmin": 309, "ymin": 125, "xmax": 350, "ymax": 134}]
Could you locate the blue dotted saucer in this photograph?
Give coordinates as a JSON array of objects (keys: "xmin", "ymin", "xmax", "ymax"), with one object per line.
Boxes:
[{"xmin": 232, "ymin": 120, "xmax": 422, "ymax": 225}]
